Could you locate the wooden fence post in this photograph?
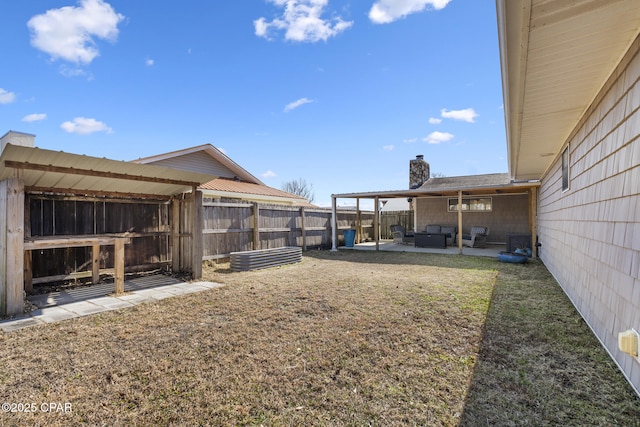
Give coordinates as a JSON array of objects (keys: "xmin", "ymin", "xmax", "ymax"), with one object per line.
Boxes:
[
  {"xmin": 253, "ymin": 202, "xmax": 260, "ymax": 250},
  {"xmin": 171, "ymin": 197, "xmax": 180, "ymax": 272},
  {"xmin": 192, "ymin": 189, "xmax": 203, "ymax": 279},
  {"xmin": 300, "ymin": 207, "xmax": 307, "ymax": 250}
]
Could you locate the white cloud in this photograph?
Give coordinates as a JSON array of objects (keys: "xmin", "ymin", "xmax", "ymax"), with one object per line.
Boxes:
[
  {"xmin": 22, "ymin": 113, "xmax": 47, "ymax": 122},
  {"xmin": 428, "ymin": 117, "xmax": 442, "ymax": 124},
  {"xmin": 284, "ymin": 97, "xmax": 314, "ymax": 112},
  {"xmin": 403, "ymin": 137, "xmax": 418, "ymax": 143},
  {"xmin": 424, "ymin": 131, "xmax": 454, "ymax": 144},
  {"xmin": 254, "ymin": 0, "xmax": 353, "ymax": 42},
  {"xmin": 60, "ymin": 117, "xmax": 112, "ymax": 135},
  {"xmin": 440, "ymin": 108, "xmax": 478, "ymax": 123},
  {"xmin": 145, "ymin": 58, "xmax": 155, "ymax": 67},
  {"xmin": 383, "ymin": 145, "xmax": 394, "ymax": 151},
  {"xmin": 369, "ymin": 0, "xmax": 452, "ymax": 24},
  {"xmin": 0, "ymin": 88, "xmax": 16, "ymax": 104},
  {"xmin": 261, "ymin": 170, "xmax": 277, "ymax": 178},
  {"xmin": 27, "ymin": 0, "xmax": 124, "ymax": 64}
]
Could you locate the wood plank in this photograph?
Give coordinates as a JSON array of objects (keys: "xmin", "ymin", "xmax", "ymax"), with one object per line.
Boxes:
[
  {"xmin": 24, "ymin": 235, "xmax": 131, "ymax": 250},
  {"xmin": 0, "ymin": 180, "xmax": 7, "ymax": 315}
]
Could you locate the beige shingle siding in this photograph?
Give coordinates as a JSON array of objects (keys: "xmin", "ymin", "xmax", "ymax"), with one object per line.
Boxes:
[{"xmin": 538, "ymin": 37, "xmax": 640, "ymax": 388}]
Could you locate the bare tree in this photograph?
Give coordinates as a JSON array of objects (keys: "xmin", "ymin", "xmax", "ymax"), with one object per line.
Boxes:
[{"xmin": 281, "ymin": 178, "xmax": 315, "ymax": 203}]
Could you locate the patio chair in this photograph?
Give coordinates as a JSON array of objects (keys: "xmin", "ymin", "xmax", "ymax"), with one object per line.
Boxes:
[
  {"xmin": 390, "ymin": 225, "xmax": 414, "ymax": 245},
  {"xmin": 461, "ymin": 226, "xmax": 489, "ymax": 248}
]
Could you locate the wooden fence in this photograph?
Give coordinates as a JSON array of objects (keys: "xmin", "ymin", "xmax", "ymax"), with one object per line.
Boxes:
[
  {"xmin": 25, "ymin": 195, "xmax": 377, "ymax": 285},
  {"xmin": 202, "ymin": 202, "xmax": 375, "ymax": 260},
  {"xmin": 379, "ymin": 210, "xmax": 414, "ymax": 239}
]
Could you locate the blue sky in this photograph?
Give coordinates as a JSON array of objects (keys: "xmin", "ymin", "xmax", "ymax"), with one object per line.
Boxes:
[{"xmin": 1, "ymin": 0, "xmax": 506, "ymax": 208}]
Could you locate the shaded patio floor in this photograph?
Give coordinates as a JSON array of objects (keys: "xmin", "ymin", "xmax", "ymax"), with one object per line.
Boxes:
[{"xmin": 340, "ymin": 240, "xmax": 506, "ymax": 258}]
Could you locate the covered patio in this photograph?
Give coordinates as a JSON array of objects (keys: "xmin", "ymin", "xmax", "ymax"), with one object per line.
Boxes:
[{"xmin": 330, "ymin": 176, "xmax": 539, "ymax": 257}]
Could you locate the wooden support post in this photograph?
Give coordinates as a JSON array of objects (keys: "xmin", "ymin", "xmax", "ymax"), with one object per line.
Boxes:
[
  {"xmin": 457, "ymin": 190, "xmax": 463, "ymax": 255},
  {"xmin": 529, "ymin": 187, "xmax": 538, "ymax": 258},
  {"xmin": 374, "ymin": 196, "xmax": 379, "ymax": 251},
  {"xmin": 6, "ymin": 173, "xmax": 24, "ymax": 315},
  {"xmin": 331, "ymin": 196, "xmax": 337, "ymax": 251},
  {"xmin": 24, "ymin": 251, "xmax": 33, "ymax": 293},
  {"xmin": 356, "ymin": 199, "xmax": 361, "ymax": 244},
  {"xmin": 92, "ymin": 244, "xmax": 100, "ymax": 284},
  {"xmin": 300, "ymin": 207, "xmax": 307, "ymax": 251},
  {"xmin": 252, "ymin": 202, "xmax": 260, "ymax": 250},
  {"xmin": 171, "ymin": 198, "xmax": 180, "ymax": 272},
  {"xmin": 192, "ymin": 189, "xmax": 203, "ymax": 279},
  {"xmin": 114, "ymin": 238, "xmax": 125, "ymax": 295}
]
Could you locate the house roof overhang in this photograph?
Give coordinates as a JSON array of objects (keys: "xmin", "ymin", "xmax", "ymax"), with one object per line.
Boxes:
[
  {"xmin": 497, "ymin": 0, "xmax": 640, "ymax": 181},
  {"xmin": 0, "ymin": 144, "xmax": 217, "ymax": 199}
]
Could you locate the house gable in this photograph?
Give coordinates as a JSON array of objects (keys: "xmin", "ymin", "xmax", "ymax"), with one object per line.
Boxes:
[{"xmin": 143, "ymin": 150, "xmax": 238, "ymax": 179}]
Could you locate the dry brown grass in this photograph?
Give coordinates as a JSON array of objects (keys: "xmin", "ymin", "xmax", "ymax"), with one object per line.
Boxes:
[{"xmin": 0, "ymin": 250, "xmax": 638, "ymax": 426}]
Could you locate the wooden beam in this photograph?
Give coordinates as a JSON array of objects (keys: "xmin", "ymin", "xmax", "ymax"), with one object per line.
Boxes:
[
  {"xmin": 5, "ymin": 160, "xmax": 201, "ymax": 187},
  {"xmin": 24, "ymin": 235, "xmax": 131, "ymax": 250},
  {"xmin": 27, "ymin": 186, "xmax": 172, "ymax": 201}
]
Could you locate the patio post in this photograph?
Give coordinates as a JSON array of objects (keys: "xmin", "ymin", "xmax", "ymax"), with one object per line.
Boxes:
[
  {"xmin": 374, "ymin": 196, "xmax": 379, "ymax": 251},
  {"xmin": 331, "ymin": 196, "xmax": 337, "ymax": 251},
  {"xmin": 457, "ymin": 190, "xmax": 463, "ymax": 255},
  {"xmin": 356, "ymin": 198, "xmax": 361, "ymax": 244}
]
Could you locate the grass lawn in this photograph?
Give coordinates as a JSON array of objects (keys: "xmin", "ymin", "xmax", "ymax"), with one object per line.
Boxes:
[{"xmin": 0, "ymin": 250, "xmax": 638, "ymax": 426}]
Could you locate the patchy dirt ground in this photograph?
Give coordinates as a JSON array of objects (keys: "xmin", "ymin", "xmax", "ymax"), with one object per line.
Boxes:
[{"xmin": 0, "ymin": 250, "xmax": 638, "ymax": 426}]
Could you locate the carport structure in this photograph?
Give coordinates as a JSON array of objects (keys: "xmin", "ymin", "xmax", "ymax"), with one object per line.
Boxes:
[{"xmin": 0, "ymin": 136, "xmax": 215, "ymax": 316}]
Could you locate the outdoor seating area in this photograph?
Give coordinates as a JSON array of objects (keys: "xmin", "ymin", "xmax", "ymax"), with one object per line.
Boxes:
[{"xmin": 461, "ymin": 226, "xmax": 490, "ymax": 248}]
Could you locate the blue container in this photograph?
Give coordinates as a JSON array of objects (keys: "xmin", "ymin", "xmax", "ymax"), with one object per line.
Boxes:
[{"xmin": 343, "ymin": 229, "xmax": 356, "ymax": 247}]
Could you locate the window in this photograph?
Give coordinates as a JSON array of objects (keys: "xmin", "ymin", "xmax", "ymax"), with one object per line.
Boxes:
[
  {"xmin": 448, "ymin": 197, "xmax": 492, "ymax": 212},
  {"xmin": 561, "ymin": 146, "xmax": 570, "ymax": 191}
]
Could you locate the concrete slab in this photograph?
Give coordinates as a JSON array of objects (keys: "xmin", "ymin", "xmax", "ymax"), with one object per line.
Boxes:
[
  {"xmin": 0, "ymin": 317, "xmax": 43, "ymax": 332},
  {"xmin": 89, "ymin": 296, "xmax": 135, "ymax": 310},
  {"xmin": 62, "ymin": 301, "xmax": 109, "ymax": 317},
  {"xmin": 1, "ymin": 279, "xmax": 226, "ymax": 333},
  {"xmin": 31, "ymin": 306, "xmax": 79, "ymax": 324}
]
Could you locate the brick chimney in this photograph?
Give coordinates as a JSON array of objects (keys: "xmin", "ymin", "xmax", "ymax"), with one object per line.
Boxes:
[
  {"xmin": 1, "ymin": 131, "xmax": 35, "ymax": 154},
  {"xmin": 409, "ymin": 155, "xmax": 430, "ymax": 189}
]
